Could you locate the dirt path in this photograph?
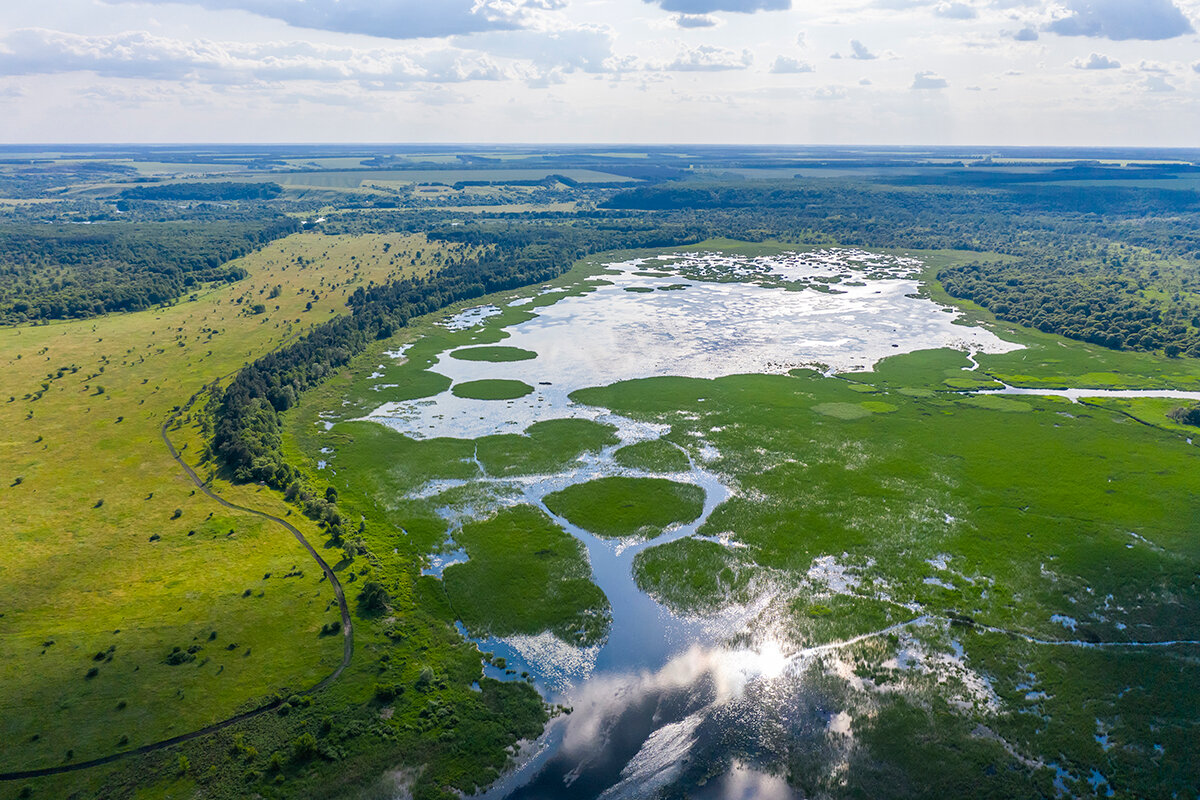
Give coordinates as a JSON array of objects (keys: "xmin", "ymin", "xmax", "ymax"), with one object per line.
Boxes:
[{"xmin": 0, "ymin": 406, "xmax": 353, "ymax": 782}]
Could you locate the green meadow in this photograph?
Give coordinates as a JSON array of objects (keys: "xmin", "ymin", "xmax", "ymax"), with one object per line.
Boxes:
[{"xmin": 0, "ymin": 232, "xmax": 486, "ymax": 797}]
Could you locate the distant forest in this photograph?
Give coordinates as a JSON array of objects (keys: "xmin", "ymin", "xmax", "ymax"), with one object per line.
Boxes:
[
  {"xmin": 0, "ymin": 216, "xmax": 298, "ymax": 322},
  {"xmin": 117, "ymin": 182, "xmax": 284, "ymax": 201}
]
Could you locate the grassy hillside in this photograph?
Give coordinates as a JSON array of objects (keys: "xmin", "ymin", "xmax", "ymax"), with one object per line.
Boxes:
[{"xmin": 0, "ymin": 232, "xmax": 445, "ymax": 780}]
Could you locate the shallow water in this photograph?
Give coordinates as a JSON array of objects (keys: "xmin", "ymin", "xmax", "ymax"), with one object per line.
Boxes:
[
  {"xmin": 357, "ymin": 250, "xmax": 1029, "ymax": 798},
  {"xmin": 990, "ymin": 385, "xmax": 1200, "ymax": 402},
  {"xmin": 364, "ymin": 251, "xmax": 1020, "ymax": 441}
]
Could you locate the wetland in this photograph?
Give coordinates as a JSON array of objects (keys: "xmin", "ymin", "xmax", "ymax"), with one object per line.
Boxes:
[{"xmin": 298, "ymin": 245, "xmax": 1200, "ymax": 798}]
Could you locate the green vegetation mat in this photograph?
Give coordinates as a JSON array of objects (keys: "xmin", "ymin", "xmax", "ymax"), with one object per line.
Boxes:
[
  {"xmin": 543, "ymin": 476, "xmax": 706, "ymax": 538},
  {"xmin": 443, "ymin": 505, "xmax": 610, "ymax": 646},
  {"xmin": 449, "ymin": 346, "xmax": 538, "ymax": 362},
  {"xmin": 476, "ymin": 419, "xmax": 618, "ymax": 477},
  {"xmin": 451, "ymin": 379, "xmax": 535, "ymax": 400},
  {"xmin": 613, "ymin": 439, "xmax": 692, "ymax": 472}
]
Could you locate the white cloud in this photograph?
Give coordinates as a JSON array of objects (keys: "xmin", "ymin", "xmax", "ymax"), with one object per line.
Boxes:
[
  {"xmin": 1046, "ymin": 0, "xmax": 1194, "ymax": 41},
  {"xmin": 770, "ymin": 55, "xmax": 814, "ymax": 73},
  {"xmin": 98, "ymin": 0, "xmax": 556, "ymax": 39},
  {"xmin": 0, "ymin": 28, "xmax": 509, "ymax": 85},
  {"xmin": 658, "ymin": 44, "xmax": 754, "ymax": 71},
  {"xmin": 644, "ymin": 0, "xmax": 789, "ymax": 12},
  {"xmin": 1143, "ymin": 74, "xmax": 1174, "ymax": 91},
  {"xmin": 674, "ymin": 13, "xmax": 720, "ymax": 27},
  {"xmin": 847, "ymin": 39, "xmax": 877, "ymax": 60},
  {"xmin": 1072, "ymin": 52, "xmax": 1120, "ymax": 69},
  {"xmin": 911, "ymin": 70, "xmax": 949, "ymax": 88},
  {"xmin": 456, "ymin": 27, "xmax": 617, "ymax": 75},
  {"xmin": 933, "ymin": 2, "xmax": 977, "ymax": 19}
]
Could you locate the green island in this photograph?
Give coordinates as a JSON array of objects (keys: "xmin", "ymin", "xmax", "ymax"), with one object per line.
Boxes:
[
  {"xmin": 543, "ymin": 477, "xmax": 707, "ymax": 539},
  {"xmin": 448, "ymin": 346, "xmax": 538, "ymax": 363},
  {"xmin": 450, "ymin": 379, "xmax": 536, "ymax": 400}
]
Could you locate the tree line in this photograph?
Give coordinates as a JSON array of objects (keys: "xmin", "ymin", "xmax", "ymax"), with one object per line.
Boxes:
[{"xmin": 0, "ymin": 216, "xmax": 299, "ymax": 322}]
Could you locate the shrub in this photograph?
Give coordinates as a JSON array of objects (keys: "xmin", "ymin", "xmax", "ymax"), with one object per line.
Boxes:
[
  {"xmin": 1168, "ymin": 404, "xmax": 1200, "ymax": 427},
  {"xmin": 358, "ymin": 581, "xmax": 390, "ymax": 613},
  {"xmin": 165, "ymin": 646, "xmax": 196, "ymax": 665},
  {"xmin": 85, "ymin": 667, "xmax": 99, "ymax": 679},
  {"xmin": 172, "ymin": 508, "xmax": 182, "ymax": 519},
  {"xmin": 292, "ymin": 733, "xmax": 318, "ymax": 761}
]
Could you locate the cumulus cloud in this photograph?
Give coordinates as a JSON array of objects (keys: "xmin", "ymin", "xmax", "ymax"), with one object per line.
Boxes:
[
  {"xmin": 659, "ymin": 44, "xmax": 754, "ymax": 71},
  {"xmin": 836, "ymin": 39, "xmax": 877, "ymax": 60},
  {"xmin": 99, "ymin": 0, "xmax": 555, "ymax": 39},
  {"xmin": 1012, "ymin": 26, "xmax": 1039, "ymax": 40},
  {"xmin": 645, "ymin": 0, "xmax": 789, "ymax": 12},
  {"xmin": 674, "ymin": 13, "xmax": 719, "ymax": 27},
  {"xmin": 934, "ymin": 2, "xmax": 977, "ymax": 19},
  {"xmin": 1072, "ymin": 52, "xmax": 1120, "ymax": 69},
  {"xmin": 1143, "ymin": 74, "xmax": 1174, "ymax": 91},
  {"xmin": 0, "ymin": 28, "xmax": 508, "ymax": 85},
  {"xmin": 456, "ymin": 27, "xmax": 616, "ymax": 75},
  {"xmin": 911, "ymin": 70, "xmax": 949, "ymax": 88},
  {"xmin": 1046, "ymin": 0, "xmax": 1194, "ymax": 41},
  {"xmin": 770, "ymin": 55, "xmax": 814, "ymax": 73}
]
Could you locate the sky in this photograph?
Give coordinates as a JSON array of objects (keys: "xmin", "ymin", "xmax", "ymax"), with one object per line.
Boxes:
[{"xmin": 1, "ymin": 0, "xmax": 1199, "ymax": 145}]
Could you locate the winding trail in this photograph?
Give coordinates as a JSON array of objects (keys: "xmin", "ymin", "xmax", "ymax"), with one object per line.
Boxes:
[{"xmin": 0, "ymin": 400, "xmax": 353, "ymax": 783}]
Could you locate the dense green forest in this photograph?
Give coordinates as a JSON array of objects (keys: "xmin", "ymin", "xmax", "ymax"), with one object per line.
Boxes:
[
  {"xmin": 0, "ymin": 216, "xmax": 298, "ymax": 322},
  {"xmin": 117, "ymin": 181, "xmax": 284, "ymax": 201},
  {"xmin": 939, "ymin": 256, "xmax": 1200, "ymax": 356}
]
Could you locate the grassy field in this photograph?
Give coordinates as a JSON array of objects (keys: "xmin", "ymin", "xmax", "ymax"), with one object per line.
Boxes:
[{"xmin": 0, "ymin": 232, "xmax": 448, "ymax": 786}]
